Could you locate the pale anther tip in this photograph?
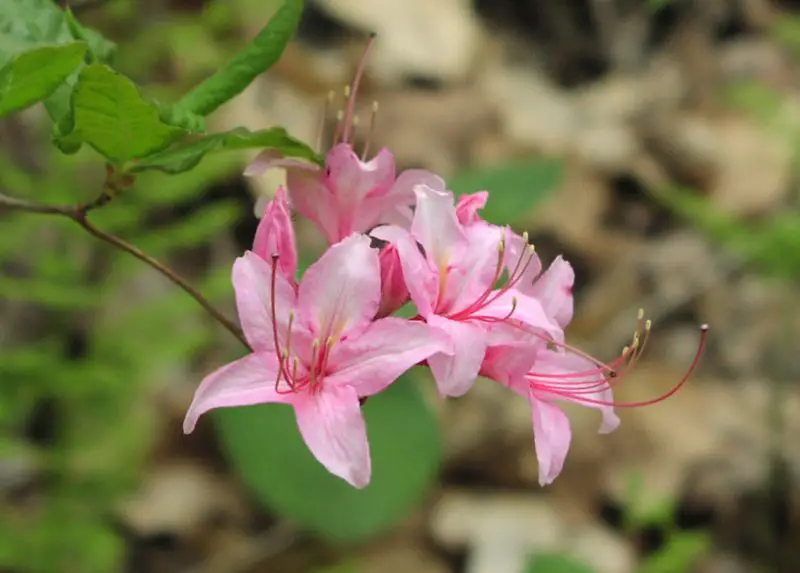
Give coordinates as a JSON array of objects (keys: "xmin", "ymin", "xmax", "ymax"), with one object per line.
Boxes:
[{"xmin": 700, "ymin": 323, "xmax": 710, "ymax": 332}]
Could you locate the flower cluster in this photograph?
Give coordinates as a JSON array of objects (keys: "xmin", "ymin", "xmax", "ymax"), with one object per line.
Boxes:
[{"xmin": 183, "ymin": 44, "xmax": 708, "ymax": 489}]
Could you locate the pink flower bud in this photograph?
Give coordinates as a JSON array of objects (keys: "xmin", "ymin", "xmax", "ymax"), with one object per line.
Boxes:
[
  {"xmin": 376, "ymin": 244, "xmax": 409, "ymax": 318},
  {"xmin": 252, "ymin": 186, "xmax": 297, "ymax": 284}
]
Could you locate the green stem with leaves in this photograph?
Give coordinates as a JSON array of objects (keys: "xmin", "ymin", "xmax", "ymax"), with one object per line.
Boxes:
[{"xmin": 0, "ymin": 185, "xmax": 251, "ymax": 351}]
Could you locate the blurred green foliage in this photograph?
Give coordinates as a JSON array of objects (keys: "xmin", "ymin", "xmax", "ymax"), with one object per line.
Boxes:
[
  {"xmin": 449, "ymin": 158, "xmax": 562, "ymax": 225},
  {"xmin": 216, "ymin": 373, "xmax": 441, "ymax": 542},
  {"xmin": 656, "ymin": 22, "xmax": 800, "ymax": 285},
  {"xmin": 0, "ymin": 142, "xmax": 243, "ymax": 573}
]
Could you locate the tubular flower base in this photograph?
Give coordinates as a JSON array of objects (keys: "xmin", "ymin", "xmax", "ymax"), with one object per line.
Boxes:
[{"xmin": 185, "ymin": 39, "xmax": 710, "ymax": 488}]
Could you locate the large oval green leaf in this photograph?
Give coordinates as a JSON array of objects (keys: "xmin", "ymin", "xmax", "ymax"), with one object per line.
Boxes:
[
  {"xmin": 214, "ymin": 373, "xmax": 440, "ymax": 542},
  {"xmin": 449, "ymin": 158, "xmax": 563, "ymax": 225}
]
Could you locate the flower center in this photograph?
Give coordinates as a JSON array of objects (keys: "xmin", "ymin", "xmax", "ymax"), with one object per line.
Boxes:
[
  {"xmin": 443, "ymin": 230, "xmax": 535, "ymax": 323},
  {"xmin": 269, "ymin": 255, "xmax": 334, "ymax": 396}
]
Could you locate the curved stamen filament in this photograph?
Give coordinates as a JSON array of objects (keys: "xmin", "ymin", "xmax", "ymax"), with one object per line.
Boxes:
[
  {"xmin": 316, "ymin": 90, "xmax": 335, "ymax": 152},
  {"xmin": 270, "ymin": 255, "xmax": 305, "ymax": 395},
  {"xmin": 531, "ymin": 324, "xmax": 709, "ymax": 408},
  {"xmin": 332, "ymin": 110, "xmax": 345, "ymax": 150},
  {"xmin": 362, "ymin": 101, "xmax": 379, "ymax": 160},
  {"xmin": 342, "ymin": 33, "xmax": 376, "ymax": 144}
]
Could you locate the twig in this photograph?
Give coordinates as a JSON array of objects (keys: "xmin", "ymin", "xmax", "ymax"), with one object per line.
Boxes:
[{"xmin": 0, "ymin": 190, "xmax": 251, "ymax": 351}]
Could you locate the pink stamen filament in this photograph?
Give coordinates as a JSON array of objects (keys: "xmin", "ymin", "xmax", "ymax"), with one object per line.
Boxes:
[
  {"xmin": 341, "ymin": 33, "xmax": 376, "ymax": 144},
  {"xmin": 529, "ymin": 324, "xmax": 709, "ymax": 408},
  {"xmin": 271, "ymin": 255, "xmax": 329, "ymax": 396},
  {"xmin": 446, "ymin": 232, "xmax": 537, "ymax": 322},
  {"xmin": 361, "ymin": 101, "xmax": 379, "ymax": 160}
]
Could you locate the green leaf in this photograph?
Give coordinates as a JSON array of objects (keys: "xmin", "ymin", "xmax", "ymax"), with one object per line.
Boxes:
[
  {"xmin": 0, "ymin": 42, "xmax": 86, "ymax": 117},
  {"xmin": 448, "ymin": 158, "xmax": 563, "ymax": 225},
  {"xmin": 55, "ymin": 64, "xmax": 187, "ymax": 162},
  {"xmin": 215, "ymin": 374, "xmax": 441, "ymax": 542},
  {"xmin": 525, "ymin": 553, "xmax": 596, "ymax": 573},
  {"xmin": 0, "ymin": 0, "xmax": 115, "ymax": 64},
  {"xmin": 130, "ymin": 127, "xmax": 320, "ymax": 174},
  {"xmin": 176, "ymin": 0, "xmax": 304, "ymax": 116}
]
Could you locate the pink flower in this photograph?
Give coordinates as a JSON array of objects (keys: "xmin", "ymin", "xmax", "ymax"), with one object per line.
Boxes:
[
  {"xmin": 481, "ymin": 336, "xmax": 618, "ymax": 486},
  {"xmin": 372, "ymin": 185, "xmax": 559, "ymax": 397},
  {"xmin": 252, "ymin": 186, "xmax": 297, "ymax": 284},
  {"xmin": 376, "ymin": 243, "xmax": 409, "ymax": 319},
  {"xmin": 244, "ymin": 37, "xmax": 442, "ymax": 245},
  {"xmin": 482, "ymin": 306, "xmax": 709, "ymax": 485},
  {"xmin": 183, "ymin": 234, "xmax": 445, "ymax": 488}
]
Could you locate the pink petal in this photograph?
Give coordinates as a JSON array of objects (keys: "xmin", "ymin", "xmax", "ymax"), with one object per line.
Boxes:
[
  {"xmin": 531, "ymin": 351, "xmax": 620, "ymax": 434},
  {"xmin": 529, "ymin": 396, "xmax": 572, "ymax": 486},
  {"xmin": 384, "ymin": 168, "xmax": 445, "ymax": 203},
  {"xmin": 441, "ymin": 223, "xmax": 504, "ymax": 312},
  {"xmin": 286, "ymin": 168, "xmax": 340, "ymax": 244},
  {"xmin": 426, "ymin": 314, "xmax": 487, "ymax": 397},
  {"xmin": 504, "ymin": 231, "xmax": 543, "ymax": 295},
  {"xmin": 326, "ymin": 317, "xmax": 447, "ymax": 396},
  {"xmin": 293, "ymin": 383, "xmax": 371, "ymax": 488},
  {"xmin": 369, "ymin": 169, "xmax": 444, "ymax": 231},
  {"xmin": 253, "ymin": 186, "xmax": 298, "ymax": 281},
  {"xmin": 183, "ymin": 352, "xmax": 286, "ymax": 433},
  {"xmin": 480, "ymin": 290, "xmax": 562, "ymax": 342},
  {"xmin": 371, "ymin": 225, "xmax": 438, "ymax": 317},
  {"xmin": 233, "ymin": 252, "xmax": 296, "ymax": 352},
  {"xmin": 376, "ymin": 244, "xmax": 410, "ymax": 318},
  {"xmin": 480, "ymin": 337, "xmax": 540, "ymax": 396},
  {"xmin": 297, "ymin": 234, "xmax": 381, "ymax": 340},
  {"xmin": 455, "ymin": 191, "xmax": 488, "ymax": 225},
  {"xmin": 529, "ymin": 256, "xmax": 574, "ymax": 328},
  {"xmin": 243, "ymin": 149, "xmax": 320, "ymax": 177},
  {"xmin": 326, "ymin": 144, "xmax": 396, "ymax": 206},
  {"xmin": 410, "ymin": 185, "xmax": 467, "ymax": 271}
]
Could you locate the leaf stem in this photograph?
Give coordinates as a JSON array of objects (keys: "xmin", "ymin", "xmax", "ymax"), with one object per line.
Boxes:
[{"xmin": 0, "ymin": 187, "xmax": 251, "ymax": 351}]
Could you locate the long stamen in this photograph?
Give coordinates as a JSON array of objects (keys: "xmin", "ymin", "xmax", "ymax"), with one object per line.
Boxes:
[
  {"xmin": 332, "ymin": 109, "xmax": 345, "ymax": 148},
  {"xmin": 270, "ymin": 254, "xmax": 300, "ymax": 394},
  {"xmin": 362, "ymin": 101, "xmax": 379, "ymax": 160},
  {"xmin": 342, "ymin": 33, "xmax": 376, "ymax": 144},
  {"xmin": 446, "ymin": 233, "xmax": 509, "ymax": 321},
  {"xmin": 536, "ymin": 324, "xmax": 709, "ymax": 408},
  {"xmin": 318, "ymin": 337, "xmax": 334, "ymax": 378},
  {"xmin": 316, "ymin": 90, "xmax": 335, "ymax": 153},
  {"xmin": 350, "ymin": 115, "xmax": 360, "ymax": 143},
  {"xmin": 309, "ymin": 339, "xmax": 320, "ymax": 388}
]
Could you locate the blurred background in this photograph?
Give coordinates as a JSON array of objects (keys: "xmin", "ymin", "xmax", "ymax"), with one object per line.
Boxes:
[{"xmin": 2, "ymin": 0, "xmax": 800, "ymax": 572}]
